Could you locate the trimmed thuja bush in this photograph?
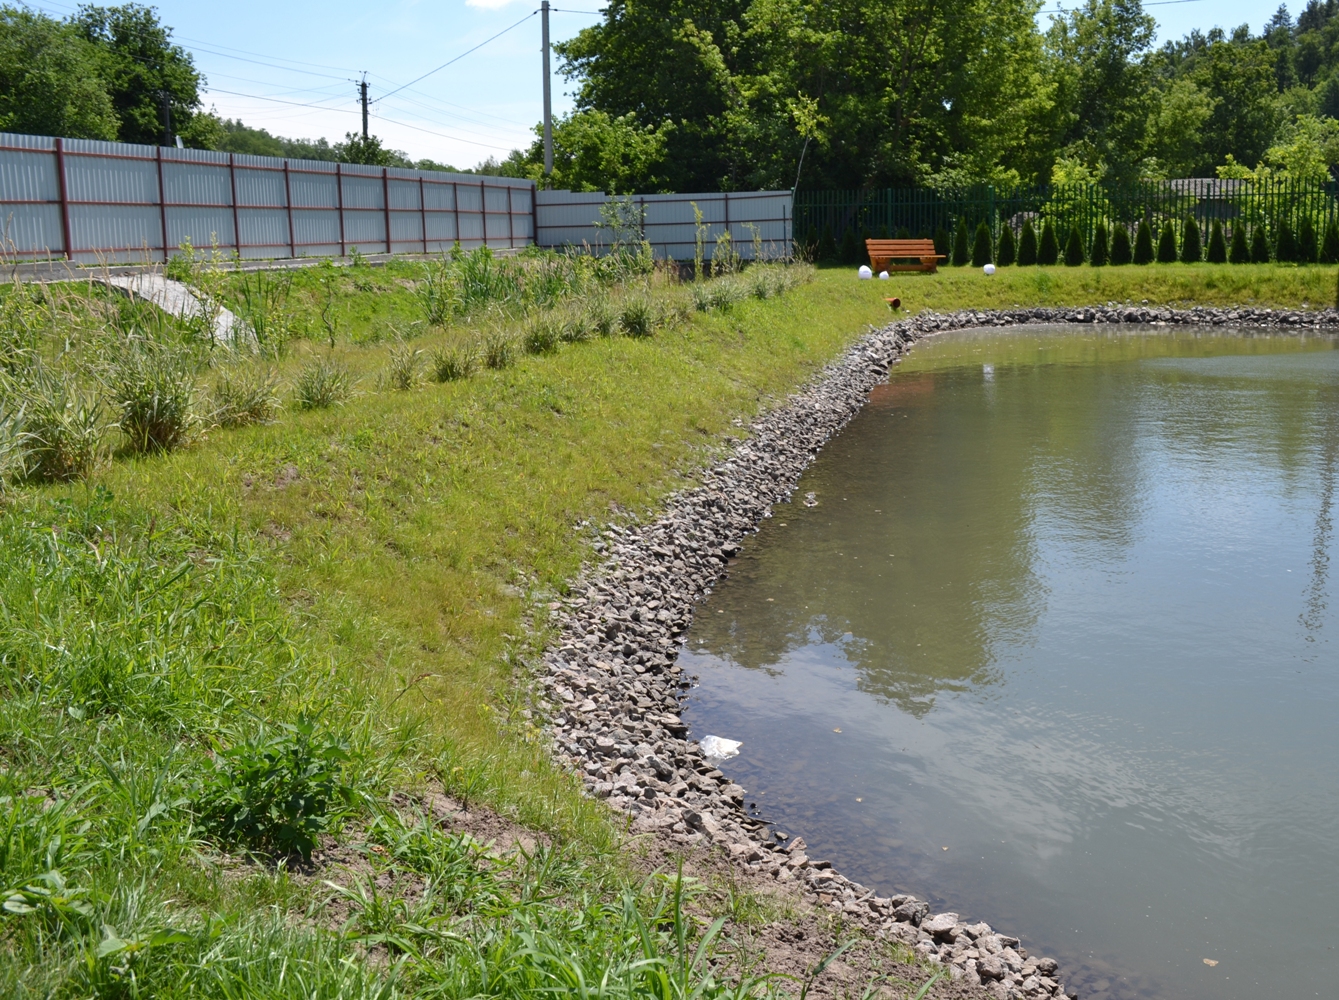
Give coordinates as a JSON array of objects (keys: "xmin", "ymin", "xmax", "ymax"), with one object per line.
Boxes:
[
  {"xmin": 1018, "ymin": 220, "xmax": 1039, "ymax": 265},
  {"xmin": 1038, "ymin": 220, "xmax": 1059, "ymax": 265},
  {"xmin": 1228, "ymin": 225, "xmax": 1250, "ymax": 263},
  {"xmin": 1063, "ymin": 226, "xmax": 1085, "ymax": 266},
  {"xmin": 1181, "ymin": 217, "xmax": 1202, "ymax": 263},
  {"xmin": 1134, "ymin": 220, "xmax": 1155, "ymax": 264},
  {"xmin": 1157, "ymin": 221, "xmax": 1178, "ymax": 263},
  {"xmin": 1276, "ymin": 220, "xmax": 1297, "ymax": 263},
  {"xmin": 972, "ymin": 221, "xmax": 993, "ymax": 266},
  {"xmin": 997, "ymin": 225, "xmax": 1017, "ymax": 266},
  {"xmin": 1251, "ymin": 225, "xmax": 1272, "ymax": 263},
  {"xmin": 1111, "ymin": 224, "xmax": 1133, "ymax": 265},
  {"xmin": 952, "ymin": 218, "xmax": 971, "ymax": 266},
  {"xmin": 934, "ymin": 225, "xmax": 951, "ymax": 259},
  {"xmin": 1321, "ymin": 220, "xmax": 1339, "ymax": 265},
  {"xmin": 1207, "ymin": 220, "xmax": 1228, "ymax": 263},
  {"xmin": 1298, "ymin": 217, "xmax": 1318, "ymax": 263},
  {"xmin": 1091, "ymin": 222, "xmax": 1109, "ymax": 266}
]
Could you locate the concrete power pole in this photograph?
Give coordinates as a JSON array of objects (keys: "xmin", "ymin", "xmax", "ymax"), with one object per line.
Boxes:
[
  {"xmin": 359, "ymin": 75, "xmax": 370, "ymax": 140},
  {"xmin": 160, "ymin": 90, "xmax": 173, "ymax": 147},
  {"xmin": 541, "ymin": 0, "xmax": 553, "ymax": 180}
]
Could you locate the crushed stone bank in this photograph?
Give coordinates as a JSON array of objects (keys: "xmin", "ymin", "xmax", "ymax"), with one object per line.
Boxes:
[{"xmin": 536, "ymin": 305, "xmax": 1339, "ymax": 1000}]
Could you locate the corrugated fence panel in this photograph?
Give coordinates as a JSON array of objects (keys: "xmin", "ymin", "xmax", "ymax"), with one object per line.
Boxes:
[
  {"xmin": 165, "ymin": 207, "xmax": 236, "ymax": 251},
  {"xmin": 0, "ymin": 138, "xmax": 62, "ymax": 255},
  {"xmin": 69, "ymin": 205, "xmax": 161, "ymax": 262},
  {"xmin": 238, "ymin": 209, "xmax": 291, "ymax": 258}
]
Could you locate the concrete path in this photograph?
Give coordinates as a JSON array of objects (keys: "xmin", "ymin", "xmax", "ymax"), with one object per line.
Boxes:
[{"xmin": 98, "ymin": 273, "xmax": 245, "ymax": 346}]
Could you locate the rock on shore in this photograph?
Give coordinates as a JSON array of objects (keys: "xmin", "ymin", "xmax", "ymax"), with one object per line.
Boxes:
[{"xmin": 535, "ymin": 306, "xmax": 1338, "ymax": 999}]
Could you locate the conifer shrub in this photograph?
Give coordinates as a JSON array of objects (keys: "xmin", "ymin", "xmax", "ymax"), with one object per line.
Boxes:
[
  {"xmin": 1321, "ymin": 220, "xmax": 1339, "ymax": 264},
  {"xmin": 839, "ymin": 226, "xmax": 861, "ymax": 264},
  {"xmin": 1063, "ymin": 225, "xmax": 1085, "ymax": 266},
  {"xmin": 934, "ymin": 225, "xmax": 951, "ymax": 259},
  {"xmin": 1206, "ymin": 220, "xmax": 1228, "ymax": 263},
  {"xmin": 972, "ymin": 221, "xmax": 993, "ymax": 266},
  {"xmin": 1018, "ymin": 220, "xmax": 1039, "ymax": 266},
  {"xmin": 816, "ymin": 227, "xmax": 838, "ymax": 262},
  {"xmin": 997, "ymin": 225, "xmax": 1017, "ymax": 266},
  {"xmin": 1276, "ymin": 220, "xmax": 1297, "ymax": 263},
  {"xmin": 1156, "ymin": 221, "xmax": 1178, "ymax": 263},
  {"xmin": 1090, "ymin": 222, "xmax": 1109, "ymax": 266},
  {"xmin": 1228, "ymin": 225, "xmax": 1250, "ymax": 263},
  {"xmin": 1038, "ymin": 220, "xmax": 1059, "ymax": 265},
  {"xmin": 1133, "ymin": 220, "xmax": 1155, "ymax": 264},
  {"xmin": 1250, "ymin": 225, "xmax": 1271, "ymax": 263},
  {"xmin": 1298, "ymin": 217, "xmax": 1318, "ymax": 263},
  {"xmin": 1180, "ymin": 217, "xmax": 1202, "ymax": 263},
  {"xmin": 1111, "ymin": 224, "xmax": 1133, "ymax": 265},
  {"xmin": 952, "ymin": 218, "xmax": 970, "ymax": 266},
  {"xmin": 896, "ymin": 226, "xmax": 912, "ymax": 239}
]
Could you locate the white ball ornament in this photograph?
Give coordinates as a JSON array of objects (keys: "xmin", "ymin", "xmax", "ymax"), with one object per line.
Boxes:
[
  {"xmin": 878, "ymin": 271, "xmax": 890, "ymax": 279},
  {"xmin": 858, "ymin": 265, "xmax": 873, "ymax": 279},
  {"xmin": 983, "ymin": 263, "xmax": 996, "ymax": 276}
]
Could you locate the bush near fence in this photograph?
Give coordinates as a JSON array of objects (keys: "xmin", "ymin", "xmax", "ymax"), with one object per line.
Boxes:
[{"xmin": 796, "ymin": 180, "xmax": 1339, "ymax": 265}]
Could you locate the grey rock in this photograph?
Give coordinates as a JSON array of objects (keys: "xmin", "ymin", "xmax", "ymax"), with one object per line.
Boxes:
[{"xmin": 923, "ymin": 912, "xmax": 960, "ymax": 936}]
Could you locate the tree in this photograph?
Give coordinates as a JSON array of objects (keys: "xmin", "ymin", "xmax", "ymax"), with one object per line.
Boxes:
[
  {"xmin": 1091, "ymin": 221, "xmax": 1109, "ymax": 265},
  {"xmin": 1191, "ymin": 39, "xmax": 1280, "ymax": 171},
  {"xmin": 1134, "ymin": 219, "xmax": 1155, "ymax": 263},
  {"xmin": 1276, "ymin": 219, "xmax": 1297, "ymax": 262},
  {"xmin": 1250, "ymin": 224, "xmax": 1271, "ymax": 262},
  {"xmin": 1180, "ymin": 217, "xmax": 1202, "ymax": 262},
  {"xmin": 952, "ymin": 218, "xmax": 971, "ymax": 265},
  {"xmin": 1321, "ymin": 219, "xmax": 1339, "ymax": 264},
  {"xmin": 335, "ymin": 132, "xmax": 411, "ymax": 167},
  {"xmin": 1144, "ymin": 77, "xmax": 1214, "ymax": 177},
  {"xmin": 511, "ymin": 109, "xmax": 672, "ymax": 192},
  {"xmin": 1298, "ymin": 216, "xmax": 1318, "ymax": 262},
  {"xmin": 1039, "ymin": 219, "xmax": 1059, "ymax": 264},
  {"xmin": 997, "ymin": 225, "xmax": 1017, "ymax": 265},
  {"xmin": 1063, "ymin": 225, "xmax": 1085, "ymax": 265},
  {"xmin": 1228, "ymin": 223, "xmax": 1250, "ymax": 263},
  {"xmin": 1018, "ymin": 220, "xmax": 1039, "ymax": 265},
  {"xmin": 1206, "ymin": 219, "xmax": 1227, "ymax": 262},
  {"xmin": 934, "ymin": 225, "xmax": 951, "ymax": 258},
  {"xmin": 1111, "ymin": 222, "xmax": 1133, "ymax": 264},
  {"xmin": 1156, "ymin": 220, "xmax": 1177, "ymax": 261},
  {"xmin": 971, "ymin": 221, "xmax": 992, "ymax": 266},
  {"xmin": 0, "ymin": 7, "xmax": 118, "ymax": 140},
  {"xmin": 72, "ymin": 4, "xmax": 209, "ymax": 147}
]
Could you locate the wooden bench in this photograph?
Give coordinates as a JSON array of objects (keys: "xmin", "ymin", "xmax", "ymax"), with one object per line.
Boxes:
[{"xmin": 865, "ymin": 238, "xmax": 945, "ymax": 273}]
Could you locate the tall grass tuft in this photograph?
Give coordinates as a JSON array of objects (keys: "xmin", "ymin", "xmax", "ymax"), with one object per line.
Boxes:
[
  {"xmin": 294, "ymin": 355, "xmax": 353, "ymax": 409},
  {"xmin": 417, "ymin": 256, "xmax": 459, "ymax": 325},
  {"xmin": 104, "ymin": 345, "xmax": 199, "ymax": 454},
  {"xmin": 7, "ymin": 368, "xmax": 106, "ymax": 480},
  {"xmin": 620, "ymin": 294, "xmax": 657, "ymax": 337},
  {"xmin": 483, "ymin": 328, "xmax": 516, "ymax": 370},
  {"xmin": 430, "ymin": 343, "xmax": 477, "ymax": 382},
  {"xmin": 586, "ymin": 296, "xmax": 618, "ymax": 337},
  {"xmin": 385, "ymin": 343, "xmax": 423, "ymax": 390},
  {"xmin": 211, "ymin": 364, "xmax": 281, "ymax": 427},
  {"xmin": 522, "ymin": 312, "xmax": 562, "ymax": 355},
  {"xmin": 236, "ymin": 270, "xmax": 293, "ymax": 357}
]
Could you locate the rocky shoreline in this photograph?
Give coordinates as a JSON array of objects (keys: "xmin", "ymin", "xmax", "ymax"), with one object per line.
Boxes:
[{"xmin": 535, "ymin": 304, "xmax": 1339, "ymax": 1000}]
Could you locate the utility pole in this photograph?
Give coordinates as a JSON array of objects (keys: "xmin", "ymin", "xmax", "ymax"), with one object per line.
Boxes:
[
  {"xmin": 541, "ymin": 0, "xmax": 553, "ymax": 180},
  {"xmin": 160, "ymin": 90, "xmax": 173, "ymax": 147},
  {"xmin": 359, "ymin": 74, "xmax": 369, "ymax": 140}
]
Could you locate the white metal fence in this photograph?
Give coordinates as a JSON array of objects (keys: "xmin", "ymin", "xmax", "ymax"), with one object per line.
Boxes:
[{"xmin": 0, "ymin": 131, "xmax": 791, "ymax": 264}]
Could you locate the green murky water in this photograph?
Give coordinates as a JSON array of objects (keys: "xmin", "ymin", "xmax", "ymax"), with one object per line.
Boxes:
[{"xmin": 682, "ymin": 326, "xmax": 1339, "ymax": 1000}]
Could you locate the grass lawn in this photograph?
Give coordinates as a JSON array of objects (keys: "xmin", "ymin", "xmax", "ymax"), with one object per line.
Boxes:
[{"xmin": 0, "ymin": 255, "xmax": 1332, "ymax": 995}]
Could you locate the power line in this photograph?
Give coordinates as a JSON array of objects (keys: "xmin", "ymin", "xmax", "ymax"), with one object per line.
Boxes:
[{"xmin": 376, "ymin": 10, "xmax": 539, "ymax": 103}]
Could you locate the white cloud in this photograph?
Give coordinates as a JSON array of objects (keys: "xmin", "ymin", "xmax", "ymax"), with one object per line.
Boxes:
[{"xmin": 464, "ymin": 0, "xmax": 525, "ymax": 8}]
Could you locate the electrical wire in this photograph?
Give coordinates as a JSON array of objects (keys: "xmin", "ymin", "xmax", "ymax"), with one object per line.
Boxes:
[{"xmin": 375, "ymin": 10, "xmax": 539, "ymax": 103}]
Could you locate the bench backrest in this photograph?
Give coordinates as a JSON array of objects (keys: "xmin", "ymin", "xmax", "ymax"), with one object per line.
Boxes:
[{"xmin": 865, "ymin": 239, "xmax": 938, "ymax": 254}]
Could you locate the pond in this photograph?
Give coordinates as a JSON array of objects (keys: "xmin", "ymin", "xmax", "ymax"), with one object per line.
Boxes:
[{"xmin": 680, "ymin": 325, "xmax": 1339, "ymax": 1000}]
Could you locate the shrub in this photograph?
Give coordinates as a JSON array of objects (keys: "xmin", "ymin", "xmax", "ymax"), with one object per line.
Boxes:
[
  {"xmin": 1206, "ymin": 220, "xmax": 1228, "ymax": 264},
  {"xmin": 619, "ymin": 294, "xmax": 656, "ymax": 338},
  {"xmin": 1134, "ymin": 220, "xmax": 1155, "ymax": 264},
  {"xmin": 1111, "ymin": 224, "xmax": 1133, "ymax": 265},
  {"xmin": 105, "ymin": 345, "xmax": 199, "ymax": 454},
  {"xmin": 522, "ymin": 313, "xmax": 561, "ymax": 355},
  {"xmin": 839, "ymin": 226, "xmax": 860, "ymax": 265},
  {"xmin": 211, "ymin": 365, "xmax": 280, "ymax": 427},
  {"xmin": 1180, "ymin": 218, "xmax": 1202, "ymax": 263},
  {"xmin": 1276, "ymin": 220, "xmax": 1297, "ymax": 263},
  {"xmin": 1018, "ymin": 220, "xmax": 1039, "ymax": 266},
  {"xmin": 933, "ymin": 225, "xmax": 951, "ymax": 260},
  {"xmin": 1038, "ymin": 220, "xmax": 1059, "ymax": 265},
  {"xmin": 430, "ymin": 344, "xmax": 476, "ymax": 382},
  {"xmin": 1091, "ymin": 223, "xmax": 1109, "ymax": 266},
  {"xmin": 1321, "ymin": 220, "xmax": 1339, "ymax": 265},
  {"xmin": 1250, "ymin": 225, "xmax": 1272, "ymax": 263},
  {"xmin": 1298, "ymin": 217, "xmax": 1318, "ymax": 263},
  {"xmin": 816, "ymin": 227, "xmax": 838, "ymax": 263},
  {"xmin": 196, "ymin": 717, "xmax": 356, "ymax": 859},
  {"xmin": 951, "ymin": 218, "xmax": 970, "ymax": 266},
  {"xmin": 385, "ymin": 343, "xmax": 422, "ymax": 389},
  {"xmin": 416, "ymin": 257, "xmax": 458, "ymax": 326},
  {"xmin": 971, "ymin": 221, "xmax": 992, "ymax": 267},
  {"xmin": 996, "ymin": 225, "xmax": 1016, "ymax": 266},
  {"xmin": 1229, "ymin": 225, "xmax": 1250, "ymax": 263},
  {"xmin": 11, "ymin": 369, "xmax": 106, "ymax": 480},
  {"xmin": 294, "ymin": 356, "xmax": 352, "ymax": 409},
  {"xmin": 1063, "ymin": 226, "xmax": 1085, "ymax": 266},
  {"xmin": 482, "ymin": 329, "xmax": 515, "ymax": 370},
  {"xmin": 1156, "ymin": 221, "xmax": 1178, "ymax": 263}
]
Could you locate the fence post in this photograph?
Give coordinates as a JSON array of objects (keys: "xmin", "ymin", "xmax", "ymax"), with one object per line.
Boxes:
[
  {"xmin": 229, "ymin": 153, "xmax": 241, "ymax": 257},
  {"xmin": 155, "ymin": 145, "xmax": 168, "ymax": 262},
  {"xmin": 452, "ymin": 182, "xmax": 460, "ymax": 247},
  {"xmin": 507, "ymin": 184, "xmax": 515, "ymax": 248},
  {"xmin": 480, "ymin": 179, "xmax": 486, "ymax": 247},
  {"xmin": 283, "ymin": 160, "xmax": 296, "ymax": 258},
  {"xmin": 54, "ymin": 138, "xmax": 72, "ymax": 261},
  {"xmin": 382, "ymin": 167, "xmax": 392, "ymax": 255},
  {"xmin": 531, "ymin": 180, "xmax": 539, "ymax": 248},
  {"xmin": 419, "ymin": 176, "xmax": 427, "ymax": 253},
  {"xmin": 336, "ymin": 162, "xmax": 346, "ymax": 256}
]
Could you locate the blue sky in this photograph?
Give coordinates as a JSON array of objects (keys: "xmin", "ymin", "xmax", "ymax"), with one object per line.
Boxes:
[{"xmin": 26, "ymin": 0, "xmax": 1285, "ymax": 168}]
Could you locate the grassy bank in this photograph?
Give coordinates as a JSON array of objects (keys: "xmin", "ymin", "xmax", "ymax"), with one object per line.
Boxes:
[{"xmin": 0, "ymin": 252, "xmax": 1332, "ymax": 995}]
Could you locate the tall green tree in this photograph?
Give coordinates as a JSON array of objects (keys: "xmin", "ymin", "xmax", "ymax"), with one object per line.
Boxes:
[{"xmin": 0, "ymin": 7, "xmax": 118, "ymax": 140}]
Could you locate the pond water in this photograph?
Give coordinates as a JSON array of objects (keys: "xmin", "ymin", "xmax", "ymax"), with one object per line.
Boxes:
[{"xmin": 680, "ymin": 326, "xmax": 1339, "ymax": 1000}]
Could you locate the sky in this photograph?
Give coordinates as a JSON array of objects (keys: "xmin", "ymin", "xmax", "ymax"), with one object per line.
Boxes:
[{"xmin": 25, "ymin": 0, "xmax": 1288, "ymax": 169}]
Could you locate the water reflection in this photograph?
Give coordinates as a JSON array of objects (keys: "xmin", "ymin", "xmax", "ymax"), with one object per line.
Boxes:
[{"xmin": 683, "ymin": 326, "xmax": 1339, "ymax": 1000}]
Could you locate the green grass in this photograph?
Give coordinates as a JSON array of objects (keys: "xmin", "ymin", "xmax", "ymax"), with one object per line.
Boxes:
[{"xmin": 1, "ymin": 253, "xmax": 1333, "ymax": 994}]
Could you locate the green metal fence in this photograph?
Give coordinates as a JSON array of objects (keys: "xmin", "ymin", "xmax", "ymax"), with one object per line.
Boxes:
[{"xmin": 794, "ymin": 179, "xmax": 1339, "ymax": 254}]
